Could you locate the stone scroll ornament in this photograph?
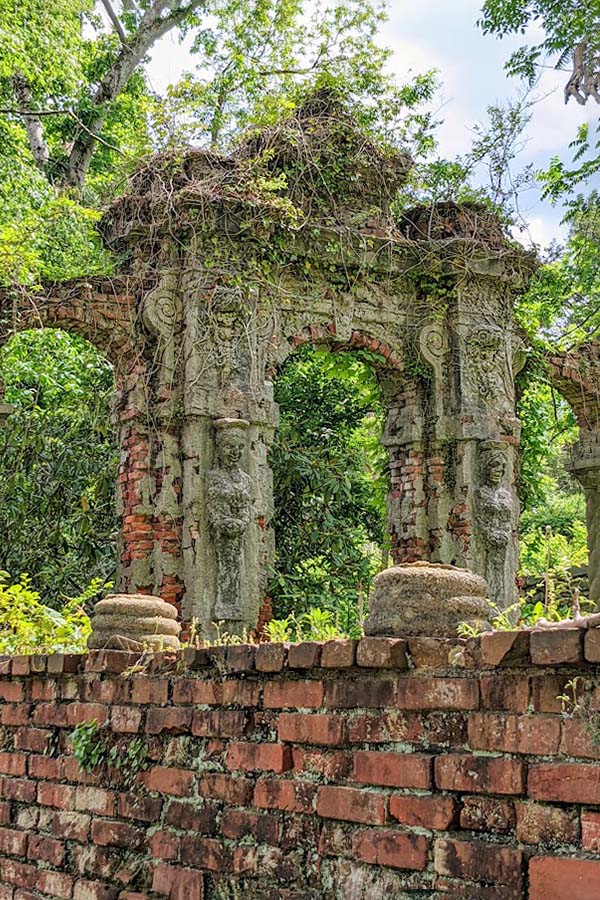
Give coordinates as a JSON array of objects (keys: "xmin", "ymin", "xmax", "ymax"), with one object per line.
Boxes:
[
  {"xmin": 474, "ymin": 442, "xmax": 513, "ymax": 604},
  {"xmin": 206, "ymin": 418, "xmax": 253, "ymax": 621}
]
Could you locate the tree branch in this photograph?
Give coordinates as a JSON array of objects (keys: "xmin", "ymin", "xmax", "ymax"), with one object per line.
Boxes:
[
  {"xmin": 10, "ymin": 74, "xmax": 50, "ymax": 171},
  {"xmin": 0, "ymin": 106, "xmax": 126, "ymax": 156},
  {"xmin": 565, "ymin": 40, "xmax": 600, "ymax": 105},
  {"xmin": 64, "ymin": 0, "xmax": 206, "ymax": 188},
  {"xmin": 100, "ymin": 0, "xmax": 128, "ymax": 43}
]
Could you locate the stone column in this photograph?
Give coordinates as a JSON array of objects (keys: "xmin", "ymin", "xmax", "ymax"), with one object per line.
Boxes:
[{"xmin": 570, "ymin": 431, "xmax": 600, "ymax": 608}]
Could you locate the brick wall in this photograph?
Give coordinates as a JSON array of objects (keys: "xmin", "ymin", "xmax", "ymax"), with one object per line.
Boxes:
[{"xmin": 0, "ymin": 631, "xmax": 600, "ymax": 899}]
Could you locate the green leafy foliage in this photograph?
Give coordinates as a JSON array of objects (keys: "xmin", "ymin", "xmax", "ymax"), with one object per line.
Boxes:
[
  {"xmin": 71, "ymin": 719, "xmax": 149, "ymax": 783},
  {"xmin": 264, "ymin": 605, "xmax": 359, "ymax": 642},
  {"xmin": 0, "ymin": 573, "xmax": 94, "ymax": 654},
  {"xmin": 0, "ymin": 330, "xmax": 117, "ymax": 604},
  {"xmin": 269, "ymin": 345, "xmax": 388, "ymax": 622}
]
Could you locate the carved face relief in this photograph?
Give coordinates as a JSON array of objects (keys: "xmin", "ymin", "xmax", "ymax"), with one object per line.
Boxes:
[
  {"xmin": 217, "ymin": 428, "xmax": 246, "ymax": 471},
  {"xmin": 480, "ymin": 448, "xmax": 507, "ymax": 488}
]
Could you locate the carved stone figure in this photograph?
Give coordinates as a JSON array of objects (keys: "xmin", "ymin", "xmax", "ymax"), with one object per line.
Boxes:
[
  {"xmin": 206, "ymin": 418, "xmax": 253, "ymax": 621},
  {"xmin": 475, "ymin": 442, "xmax": 513, "ymax": 602}
]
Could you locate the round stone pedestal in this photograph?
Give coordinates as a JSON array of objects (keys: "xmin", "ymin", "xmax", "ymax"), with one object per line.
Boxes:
[
  {"xmin": 88, "ymin": 594, "xmax": 182, "ymax": 651},
  {"xmin": 364, "ymin": 562, "xmax": 492, "ymax": 638}
]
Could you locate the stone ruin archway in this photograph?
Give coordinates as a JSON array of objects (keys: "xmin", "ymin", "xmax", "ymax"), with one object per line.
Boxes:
[{"xmin": 0, "ymin": 93, "xmax": 536, "ymax": 635}]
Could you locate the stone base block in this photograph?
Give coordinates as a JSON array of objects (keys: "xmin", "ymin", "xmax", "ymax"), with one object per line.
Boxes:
[{"xmin": 88, "ymin": 593, "xmax": 182, "ymax": 651}]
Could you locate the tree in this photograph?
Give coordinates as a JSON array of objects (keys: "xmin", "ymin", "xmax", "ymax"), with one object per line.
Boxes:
[
  {"xmin": 0, "ymin": 0, "xmax": 205, "ymax": 189},
  {"xmin": 479, "ymin": 0, "xmax": 600, "ymax": 106}
]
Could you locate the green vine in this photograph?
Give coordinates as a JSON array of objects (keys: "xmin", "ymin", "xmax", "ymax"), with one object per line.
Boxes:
[{"xmin": 71, "ymin": 719, "xmax": 149, "ymax": 785}]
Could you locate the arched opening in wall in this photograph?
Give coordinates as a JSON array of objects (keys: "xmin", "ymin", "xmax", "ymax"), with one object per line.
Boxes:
[
  {"xmin": 0, "ymin": 328, "xmax": 117, "ymax": 609},
  {"xmin": 269, "ymin": 343, "xmax": 392, "ymax": 634},
  {"xmin": 517, "ymin": 376, "xmax": 588, "ymax": 613}
]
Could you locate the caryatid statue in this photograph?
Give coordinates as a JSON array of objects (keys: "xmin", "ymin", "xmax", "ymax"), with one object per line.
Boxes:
[
  {"xmin": 475, "ymin": 442, "xmax": 514, "ymax": 606},
  {"xmin": 205, "ymin": 418, "xmax": 253, "ymax": 623}
]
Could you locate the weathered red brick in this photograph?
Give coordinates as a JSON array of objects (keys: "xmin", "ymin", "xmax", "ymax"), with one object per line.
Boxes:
[
  {"xmin": 38, "ymin": 782, "xmax": 76, "ymax": 810},
  {"xmin": 73, "ymin": 879, "xmax": 119, "ymax": 900},
  {"xmin": 0, "ymin": 827, "xmax": 27, "ymax": 857},
  {"xmin": 27, "ymin": 833, "xmax": 65, "ymax": 866},
  {"xmin": 151, "ymin": 863, "xmax": 203, "ymax": 900},
  {"xmin": 74, "ymin": 786, "xmax": 116, "ymax": 816},
  {"xmin": 179, "ymin": 835, "xmax": 232, "ymax": 872},
  {"xmin": 131, "ymin": 678, "xmax": 169, "ymax": 704},
  {"xmin": 14, "ymin": 727, "xmax": 52, "ymax": 753},
  {"xmin": 37, "ymin": 870, "xmax": 74, "ymax": 898},
  {"xmin": 530, "ymin": 629, "xmax": 583, "ymax": 665},
  {"xmin": 28, "ymin": 754, "xmax": 63, "ymax": 780},
  {"xmin": 118, "ymin": 793, "xmax": 163, "ymax": 823},
  {"xmin": 148, "ymin": 830, "xmax": 179, "ymax": 860},
  {"xmin": 479, "ymin": 675, "xmax": 529, "ymax": 712},
  {"xmin": 353, "ymin": 750, "xmax": 431, "ymax": 789},
  {"xmin": 459, "ymin": 796, "xmax": 514, "ymax": 833},
  {"xmin": 584, "ymin": 628, "xmax": 600, "ymax": 662},
  {"xmin": 287, "ymin": 642, "xmax": 323, "ymax": 669},
  {"xmin": 172, "ymin": 680, "xmax": 258, "ymax": 707},
  {"xmin": 192, "ymin": 710, "xmax": 248, "ymax": 738},
  {"xmin": 325, "ymin": 678, "xmax": 396, "ymax": 708},
  {"xmin": 197, "ymin": 773, "xmax": 253, "ymax": 805},
  {"xmin": 0, "ymin": 683, "xmax": 23, "ymax": 703},
  {"xmin": 515, "ymin": 801, "xmax": 578, "ymax": 844},
  {"xmin": 531, "ymin": 674, "xmax": 583, "ymax": 713},
  {"xmin": 320, "ymin": 640, "xmax": 357, "ymax": 668},
  {"xmin": 221, "ymin": 809, "xmax": 280, "ymax": 845},
  {"xmin": 435, "ymin": 754, "xmax": 525, "ymax": 795},
  {"xmin": 0, "ymin": 753, "xmax": 26, "ymax": 776},
  {"xmin": 255, "ymin": 643, "xmax": 288, "ymax": 672},
  {"xmin": 164, "ymin": 800, "xmax": 218, "ymax": 835},
  {"xmin": 41, "ymin": 810, "xmax": 91, "ymax": 842},
  {"xmin": 145, "ymin": 708, "xmax": 191, "ymax": 734},
  {"xmin": 560, "ymin": 718, "xmax": 600, "ymax": 759},
  {"xmin": 292, "ymin": 747, "xmax": 353, "ymax": 781},
  {"xmin": 407, "ymin": 637, "xmax": 456, "ymax": 669},
  {"xmin": 1, "ymin": 704, "xmax": 31, "ymax": 726},
  {"xmin": 390, "ymin": 794, "xmax": 456, "ymax": 829},
  {"xmin": 356, "ymin": 637, "xmax": 407, "ymax": 669},
  {"xmin": 278, "ymin": 713, "xmax": 347, "ymax": 746},
  {"xmin": 582, "ymin": 810, "xmax": 600, "ymax": 851},
  {"xmin": 144, "ymin": 767, "xmax": 195, "ymax": 797},
  {"xmin": 434, "ymin": 837, "xmax": 522, "ymax": 885},
  {"xmin": 316, "ymin": 785, "xmax": 387, "ymax": 825},
  {"xmin": 91, "ymin": 820, "xmax": 144, "ymax": 848},
  {"xmin": 1, "ymin": 778, "xmax": 36, "ymax": 803},
  {"xmin": 528, "ymin": 762, "xmax": 600, "ymax": 804},
  {"xmin": 263, "ymin": 680, "xmax": 324, "ymax": 709},
  {"xmin": 352, "ymin": 829, "xmax": 429, "ymax": 870},
  {"xmin": 110, "ymin": 706, "xmax": 143, "ymax": 734},
  {"xmin": 529, "ymin": 856, "xmax": 600, "ymax": 900},
  {"xmin": 253, "ymin": 777, "xmax": 316, "ymax": 814},
  {"xmin": 397, "ymin": 677, "xmax": 478, "ymax": 710},
  {"xmin": 467, "ymin": 712, "xmax": 561, "ymax": 755},
  {"xmin": 226, "ymin": 742, "xmax": 292, "ymax": 773},
  {"xmin": 479, "ymin": 631, "xmax": 530, "ymax": 667}
]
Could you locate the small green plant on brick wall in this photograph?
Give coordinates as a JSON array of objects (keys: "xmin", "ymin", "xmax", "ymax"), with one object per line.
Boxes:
[
  {"xmin": 558, "ymin": 676, "xmax": 600, "ymax": 747},
  {"xmin": 264, "ymin": 606, "xmax": 360, "ymax": 642},
  {"xmin": 71, "ymin": 719, "xmax": 149, "ymax": 785}
]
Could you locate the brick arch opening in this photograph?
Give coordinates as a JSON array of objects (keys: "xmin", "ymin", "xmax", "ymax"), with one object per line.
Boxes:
[{"xmin": 267, "ymin": 324, "xmax": 421, "ymax": 625}]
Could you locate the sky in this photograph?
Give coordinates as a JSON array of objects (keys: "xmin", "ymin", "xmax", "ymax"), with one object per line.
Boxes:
[{"xmin": 143, "ymin": 0, "xmax": 598, "ymax": 250}]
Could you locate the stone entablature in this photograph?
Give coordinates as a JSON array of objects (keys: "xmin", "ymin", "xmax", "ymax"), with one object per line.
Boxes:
[{"xmin": 0, "ymin": 94, "xmax": 537, "ymax": 634}]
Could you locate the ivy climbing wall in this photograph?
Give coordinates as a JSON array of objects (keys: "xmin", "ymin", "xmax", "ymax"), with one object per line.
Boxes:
[{"xmin": 0, "ymin": 631, "xmax": 599, "ymax": 898}]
